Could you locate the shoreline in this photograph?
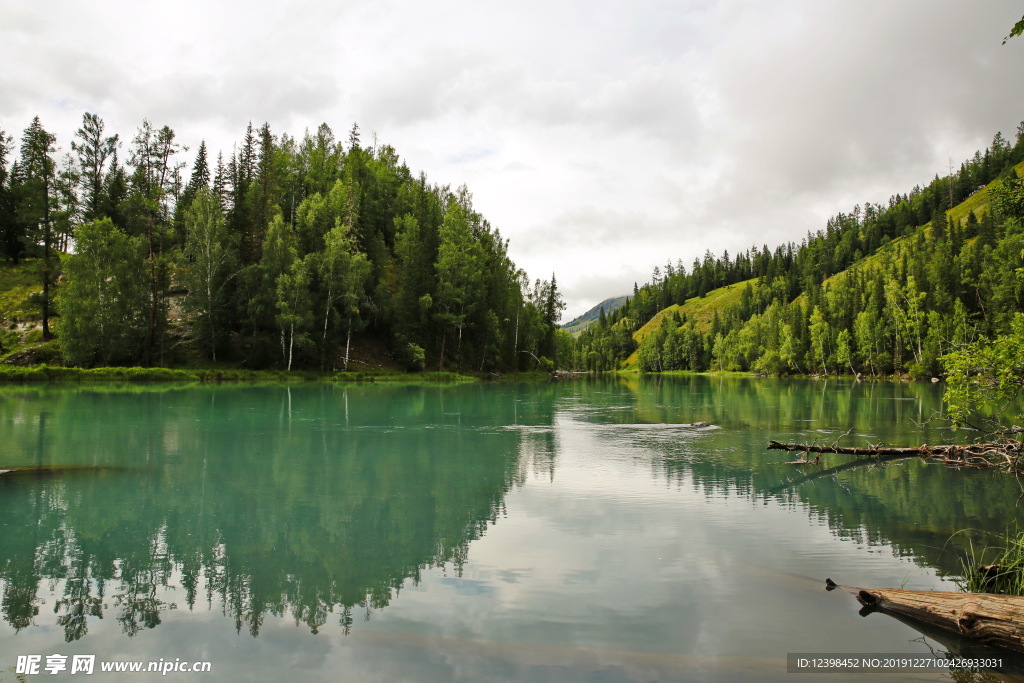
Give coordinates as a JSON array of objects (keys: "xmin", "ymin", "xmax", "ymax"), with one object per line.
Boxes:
[{"xmin": 0, "ymin": 364, "xmax": 562, "ymax": 385}]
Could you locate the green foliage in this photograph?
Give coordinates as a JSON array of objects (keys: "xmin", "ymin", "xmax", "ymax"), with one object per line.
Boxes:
[
  {"xmin": 1003, "ymin": 14, "xmax": 1024, "ymax": 44},
  {"xmin": 941, "ymin": 313, "xmax": 1024, "ymax": 428},
  {"xmin": 991, "ymin": 174, "xmax": 1024, "ymax": 225},
  {"xmin": 276, "ymin": 256, "xmax": 313, "ymax": 371},
  {"xmin": 57, "ymin": 219, "xmax": 149, "ymax": 366},
  {"xmin": 434, "ymin": 191, "xmax": 484, "ymax": 368},
  {"xmin": 318, "ymin": 217, "xmax": 371, "ymax": 371},
  {"xmin": 400, "ymin": 342, "xmax": 426, "ymax": 371},
  {"xmin": 181, "ymin": 187, "xmax": 235, "ymax": 360}
]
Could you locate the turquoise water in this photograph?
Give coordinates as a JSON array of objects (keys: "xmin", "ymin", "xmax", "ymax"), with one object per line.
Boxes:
[{"xmin": 0, "ymin": 377, "xmax": 1020, "ymax": 681}]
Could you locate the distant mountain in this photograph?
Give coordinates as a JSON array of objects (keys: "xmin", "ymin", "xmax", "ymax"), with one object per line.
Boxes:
[{"xmin": 561, "ymin": 296, "xmax": 629, "ymax": 336}]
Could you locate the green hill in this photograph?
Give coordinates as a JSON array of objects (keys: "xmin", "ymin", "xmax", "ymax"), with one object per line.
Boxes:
[
  {"xmin": 571, "ymin": 127, "xmax": 1024, "ymax": 376},
  {"xmin": 621, "ymin": 279, "xmax": 756, "ymax": 368},
  {"xmin": 620, "ymin": 160, "xmax": 1023, "ymax": 372}
]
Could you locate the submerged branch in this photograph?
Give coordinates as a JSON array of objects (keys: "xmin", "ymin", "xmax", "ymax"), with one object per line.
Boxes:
[{"xmin": 766, "ymin": 453, "xmax": 912, "ymax": 493}]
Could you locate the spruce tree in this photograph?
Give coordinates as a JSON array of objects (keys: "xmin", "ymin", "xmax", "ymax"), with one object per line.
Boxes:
[
  {"xmin": 18, "ymin": 117, "xmax": 57, "ymax": 337},
  {"xmin": 71, "ymin": 112, "xmax": 119, "ymax": 221}
]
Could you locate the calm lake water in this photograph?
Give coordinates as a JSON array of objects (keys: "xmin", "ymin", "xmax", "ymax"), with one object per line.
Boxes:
[{"xmin": 0, "ymin": 376, "xmax": 1022, "ymax": 681}]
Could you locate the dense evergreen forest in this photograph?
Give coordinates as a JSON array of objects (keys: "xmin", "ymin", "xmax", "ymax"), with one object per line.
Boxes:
[
  {"xmin": 0, "ymin": 115, "xmax": 565, "ymax": 372},
  {"xmin": 573, "ymin": 123, "xmax": 1024, "ymax": 379},
  {"xmin": 3, "ymin": 112, "xmax": 1024, "ymax": 379}
]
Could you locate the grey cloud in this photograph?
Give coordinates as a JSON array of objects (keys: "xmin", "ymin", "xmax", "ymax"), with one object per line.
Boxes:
[
  {"xmin": 562, "ymin": 272, "xmax": 635, "ymax": 320},
  {"xmin": 516, "ymin": 208, "xmax": 673, "ymax": 254},
  {"xmin": 122, "ymin": 70, "xmax": 341, "ymax": 141},
  {"xmin": 712, "ymin": 0, "xmax": 1024, "ymax": 201},
  {"xmin": 358, "ymin": 48, "xmax": 509, "ymax": 127}
]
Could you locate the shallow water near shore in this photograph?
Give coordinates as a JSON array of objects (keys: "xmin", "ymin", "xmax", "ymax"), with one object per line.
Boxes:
[{"xmin": 0, "ymin": 376, "xmax": 1020, "ymax": 681}]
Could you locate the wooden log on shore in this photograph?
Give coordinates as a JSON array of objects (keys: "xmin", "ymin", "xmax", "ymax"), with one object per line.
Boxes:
[{"xmin": 826, "ymin": 578, "xmax": 1024, "ymax": 653}]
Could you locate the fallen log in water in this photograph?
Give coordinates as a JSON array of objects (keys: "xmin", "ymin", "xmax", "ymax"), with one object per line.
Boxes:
[
  {"xmin": 826, "ymin": 578, "xmax": 1024, "ymax": 654},
  {"xmin": 0, "ymin": 465, "xmax": 125, "ymax": 478},
  {"xmin": 768, "ymin": 440, "xmax": 1024, "ymax": 471}
]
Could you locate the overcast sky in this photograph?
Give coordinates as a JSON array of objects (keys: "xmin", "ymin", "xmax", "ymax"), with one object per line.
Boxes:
[{"xmin": 2, "ymin": 1, "xmax": 1022, "ymax": 319}]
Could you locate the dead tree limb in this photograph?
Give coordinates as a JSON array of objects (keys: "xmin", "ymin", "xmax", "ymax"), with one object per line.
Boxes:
[{"xmin": 768, "ymin": 440, "xmax": 1024, "ymax": 471}]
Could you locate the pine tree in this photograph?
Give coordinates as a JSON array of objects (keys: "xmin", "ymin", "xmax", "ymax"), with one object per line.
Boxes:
[
  {"xmin": 18, "ymin": 117, "xmax": 57, "ymax": 337},
  {"xmin": 71, "ymin": 112, "xmax": 119, "ymax": 221},
  {"xmin": 541, "ymin": 273, "xmax": 566, "ymax": 360},
  {"xmin": 0, "ymin": 129, "xmax": 17, "ymax": 262}
]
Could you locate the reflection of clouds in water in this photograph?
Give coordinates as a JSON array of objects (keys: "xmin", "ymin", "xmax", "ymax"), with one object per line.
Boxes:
[
  {"xmin": 438, "ymin": 577, "xmax": 494, "ymax": 597},
  {"xmin": 559, "ymin": 419, "xmax": 721, "ymax": 464}
]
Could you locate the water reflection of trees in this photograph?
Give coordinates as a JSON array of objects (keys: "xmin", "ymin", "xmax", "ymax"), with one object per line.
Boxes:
[
  {"xmin": 577, "ymin": 375, "xmax": 1024, "ymax": 578},
  {"xmin": 6, "ymin": 376, "xmax": 1016, "ymax": 645},
  {"xmin": 0, "ymin": 383, "xmax": 560, "ymax": 642}
]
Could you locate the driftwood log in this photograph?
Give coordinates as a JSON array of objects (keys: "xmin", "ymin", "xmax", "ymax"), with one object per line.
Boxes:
[
  {"xmin": 827, "ymin": 578, "xmax": 1024, "ymax": 654},
  {"xmin": 768, "ymin": 440, "xmax": 1024, "ymax": 471},
  {"xmin": 0, "ymin": 465, "xmax": 125, "ymax": 478}
]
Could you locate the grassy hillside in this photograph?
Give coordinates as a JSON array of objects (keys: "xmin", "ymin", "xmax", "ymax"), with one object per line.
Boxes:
[
  {"xmin": 621, "ymin": 279, "xmax": 757, "ymax": 368},
  {"xmin": 617, "ymin": 159, "xmax": 1024, "ymax": 372},
  {"xmin": 813, "ymin": 161, "xmax": 1024, "ymax": 295},
  {"xmin": 0, "ymin": 259, "xmax": 47, "ymax": 356},
  {"xmin": 0, "ymin": 259, "xmax": 42, "ymax": 322}
]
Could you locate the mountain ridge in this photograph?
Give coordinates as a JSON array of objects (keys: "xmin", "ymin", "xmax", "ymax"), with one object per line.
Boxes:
[{"xmin": 561, "ymin": 295, "xmax": 629, "ymax": 336}]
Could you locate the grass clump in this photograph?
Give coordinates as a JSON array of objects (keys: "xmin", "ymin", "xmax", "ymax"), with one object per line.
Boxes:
[{"xmin": 957, "ymin": 529, "xmax": 1024, "ymax": 595}]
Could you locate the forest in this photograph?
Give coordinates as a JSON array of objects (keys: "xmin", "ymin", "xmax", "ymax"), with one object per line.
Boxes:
[
  {"xmin": 0, "ymin": 115, "xmax": 565, "ymax": 373},
  {"xmin": 3, "ymin": 114, "xmax": 1024, "ymax": 381},
  {"xmin": 572, "ymin": 123, "xmax": 1024, "ymax": 381}
]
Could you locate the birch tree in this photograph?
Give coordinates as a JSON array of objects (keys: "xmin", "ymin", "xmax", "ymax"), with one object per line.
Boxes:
[
  {"xmin": 182, "ymin": 188, "xmax": 236, "ymax": 360},
  {"xmin": 58, "ymin": 219, "xmax": 148, "ymax": 366},
  {"xmin": 318, "ymin": 223, "xmax": 370, "ymax": 371}
]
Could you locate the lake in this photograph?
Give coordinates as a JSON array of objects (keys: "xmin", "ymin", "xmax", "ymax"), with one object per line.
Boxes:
[{"xmin": 0, "ymin": 376, "xmax": 1021, "ymax": 681}]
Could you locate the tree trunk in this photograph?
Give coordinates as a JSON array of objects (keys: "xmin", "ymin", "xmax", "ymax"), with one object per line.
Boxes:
[
  {"xmin": 42, "ymin": 170, "xmax": 51, "ymax": 340},
  {"xmin": 514, "ymin": 309, "xmax": 520, "ymax": 367},
  {"xmin": 827, "ymin": 578, "xmax": 1024, "ymax": 653},
  {"xmin": 287, "ymin": 323, "xmax": 294, "ymax": 371},
  {"xmin": 147, "ymin": 231, "xmax": 158, "ymax": 367},
  {"xmin": 438, "ymin": 328, "xmax": 447, "ymax": 371},
  {"xmin": 207, "ymin": 282, "xmax": 216, "ymax": 362},
  {"xmin": 344, "ymin": 316, "xmax": 352, "ymax": 372},
  {"xmin": 322, "ymin": 286, "xmax": 332, "ymax": 369}
]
